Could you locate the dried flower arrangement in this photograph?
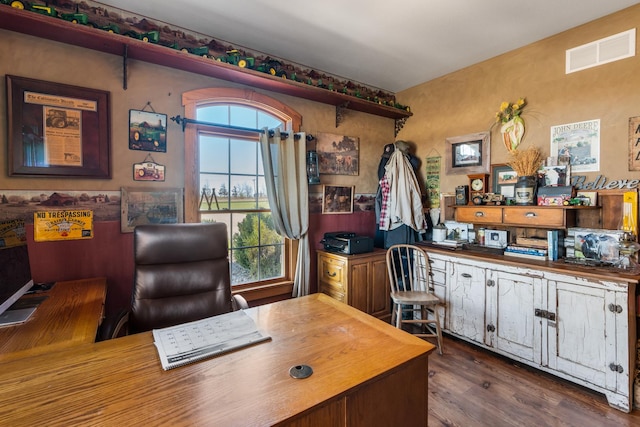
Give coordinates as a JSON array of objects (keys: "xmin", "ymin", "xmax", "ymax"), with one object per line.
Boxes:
[{"xmin": 507, "ymin": 146, "xmax": 544, "ymax": 177}]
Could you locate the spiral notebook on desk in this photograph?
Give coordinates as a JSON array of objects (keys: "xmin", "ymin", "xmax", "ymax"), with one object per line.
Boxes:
[{"xmin": 152, "ymin": 310, "xmax": 271, "ymax": 370}]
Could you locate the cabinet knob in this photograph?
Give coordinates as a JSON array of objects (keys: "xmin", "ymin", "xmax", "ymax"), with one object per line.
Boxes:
[
  {"xmin": 486, "ymin": 279, "xmax": 495, "ymax": 287},
  {"xmin": 607, "ymin": 303, "xmax": 623, "ymax": 314},
  {"xmin": 326, "ymin": 271, "xmax": 336, "ymax": 277},
  {"xmin": 486, "ymin": 324, "xmax": 495, "ymax": 332},
  {"xmin": 609, "ymin": 363, "xmax": 624, "ymax": 373}
]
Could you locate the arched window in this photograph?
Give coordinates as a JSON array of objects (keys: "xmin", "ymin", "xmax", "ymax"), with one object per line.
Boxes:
[{"xmin": 182, "ymin": 88, "xmax": 302, "ymax": 300}]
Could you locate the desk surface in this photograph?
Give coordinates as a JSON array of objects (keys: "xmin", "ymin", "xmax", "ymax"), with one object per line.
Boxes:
[
  {"xmin": 0, "ymin": 293, "xmax": 434, "ymax": 426},
  {"xmin": 0, "ymin": 277, "xmax": 107, "ymax": 358}
]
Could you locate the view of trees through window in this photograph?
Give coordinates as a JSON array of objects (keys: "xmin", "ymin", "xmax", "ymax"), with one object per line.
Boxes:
[{"xmin": 197, "ymin": 104, "xmax": 284, "ymax": 285}]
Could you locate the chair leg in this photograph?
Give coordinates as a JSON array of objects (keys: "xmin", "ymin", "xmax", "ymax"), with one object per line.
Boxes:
[
  {"xmin": 395, "ymin": 304, "xmax": 403, "ymax": 329},
  {"xmin": 433, "ymin": 305, "xmax": 443, "ymax": 355}
]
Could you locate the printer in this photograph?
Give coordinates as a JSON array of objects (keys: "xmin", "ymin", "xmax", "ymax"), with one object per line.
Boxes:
[{"xmin": 320, "ymin": 232, "xmax": 374, "ymax": 255}]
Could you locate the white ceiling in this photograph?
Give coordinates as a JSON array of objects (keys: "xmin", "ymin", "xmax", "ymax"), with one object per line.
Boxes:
[{"xmin": 95, "ymin": 0, "xmax": 639, "ymax": 93}]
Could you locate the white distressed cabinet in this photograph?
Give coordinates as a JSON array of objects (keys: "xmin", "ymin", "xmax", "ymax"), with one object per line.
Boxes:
[{"xmin": 425, "ymin": 249, "xmax": 636, "ymax": 412}]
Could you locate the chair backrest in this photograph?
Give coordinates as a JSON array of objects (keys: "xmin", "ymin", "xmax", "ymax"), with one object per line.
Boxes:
[
  {"xmin": 130, "ymin": 222, "xmax": 233, "ymax": 334},
  {"xmin": 386, "ymin": 244, "xmax": 432, "ymax": 294}
]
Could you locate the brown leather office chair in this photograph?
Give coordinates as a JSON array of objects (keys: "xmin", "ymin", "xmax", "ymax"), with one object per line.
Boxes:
[{"xmin": 100, "ymin": 222, "xmax": 247, "ymax": 339}]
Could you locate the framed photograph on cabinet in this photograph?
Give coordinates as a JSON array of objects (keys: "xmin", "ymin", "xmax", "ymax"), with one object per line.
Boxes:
[
  {"xmin": 445, "ymin": 132, "xmax": 490, "ymax": 175},
  {"xmin": 6, "ymin": 75, "xmax": 111, "ymax": 178},
  {"xmin": 491, "ymin": 163, "xmax": 517, "ymax": 198},
  {"xmin": 322, "ymin": 185, "xmax": 354, "ymax": 214}
]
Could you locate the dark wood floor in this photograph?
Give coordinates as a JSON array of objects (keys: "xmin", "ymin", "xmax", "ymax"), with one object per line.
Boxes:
[{"xmin": 427, "ymin": 336, "xmax": 640, "ymax": 426}]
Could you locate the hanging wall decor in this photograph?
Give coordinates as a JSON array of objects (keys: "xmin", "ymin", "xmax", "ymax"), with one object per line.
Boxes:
[
  {"xmin": 425, "ymin": 154, "xmax": 441, "ymax": 208},
  {"xmin": 6, "ymin": 75, "xmax": 111, "ymax": 178},
  {"xmin": 495, "ymin": 98, "xmax": 527, "ymax": 154},
  {"xmin": 550, "ymin": 119, "xmax": 600, "ymax": 173},
  {"xmin": 120, "ymin": 187, "xmax": 183, "ymax": 233},
  {"xmin": 628, "ymin": 116, "xmax": 640, "ymax": 171},
  {"xmin": 133, "ymin": 154, "xmax": 165, "ymax": 182},
  {"xmin": 322, "ymin": 185, "xmax": 354, "ymax": 214},
  {"xmin": 129, "ymin": 108, "xmax": 167, "ymax": 152},
  {"xmin": 316, "ymin": 132, "xmax": 359, "ymax": 176}
]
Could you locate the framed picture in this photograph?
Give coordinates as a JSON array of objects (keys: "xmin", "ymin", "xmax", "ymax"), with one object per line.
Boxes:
[
  {"xmin": 576, "ymin": 191, "xmax": 598, "ymax": 206},
  {"xmin": 120, "ymin": 187, "xmax": 184, "ymax": 233},
  {"xmin": 129, "ymin": 109, "xmax": 168, "ymax": 152},
  {"xmin": 322, "ymin": 185, "xmax": 354, "ymax": 214},
  {"xmin": 6, "ymin": 75, "xmax": 111, "ymax": 178},
  {"xmin": 315, "ymin": 132, "xmax": 359, "ymax": 176},
  {"xmin": 445, "ymin": 132, "xmax": 490, "ymax": 175},
  {"xmin": 491, "ymin": 163, "xmax": 517, "ymax": 198}
]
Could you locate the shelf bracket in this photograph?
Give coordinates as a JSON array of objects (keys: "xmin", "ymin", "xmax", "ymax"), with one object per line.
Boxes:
[
  {"xmin": 122, "ymin": 45, "xmax": 128, "ymax": 91},
  {"xmin": 395, "ymin": 116, "xmax": 409, "ymax": 137},
  {"xmin": 336, "ymin": 102, "xmax": 349, "ymax": 128}
]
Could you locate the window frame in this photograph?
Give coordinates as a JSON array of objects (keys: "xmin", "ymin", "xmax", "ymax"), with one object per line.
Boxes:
[{"xmin": 182, "ymin": 88, "xmax": 302, "ymax": 304}]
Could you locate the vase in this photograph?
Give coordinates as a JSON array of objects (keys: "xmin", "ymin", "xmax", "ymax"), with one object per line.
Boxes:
[
  {"xmin": 514, "ymin": 175, "xmax": 537, "ymax": 205},
  {"xmin": 500, "ymin": 116, "xmax": 525, "ymax": 153}
]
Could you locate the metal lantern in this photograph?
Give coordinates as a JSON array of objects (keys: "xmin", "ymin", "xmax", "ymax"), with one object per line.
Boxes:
[{"xmin": 306, "ymin": 150, "xmax": 320, "ymax": 184}]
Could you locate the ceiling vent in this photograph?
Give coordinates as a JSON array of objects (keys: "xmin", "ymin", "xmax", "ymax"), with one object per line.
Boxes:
[{"xmin": 566, "ymin": 29, "xmax": 635, "ymax": 74}]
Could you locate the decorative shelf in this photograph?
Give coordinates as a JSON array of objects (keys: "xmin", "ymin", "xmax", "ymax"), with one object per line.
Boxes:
[{"xmin": 0, "ymin": 7, "xmax": 412, "ymax": 123}]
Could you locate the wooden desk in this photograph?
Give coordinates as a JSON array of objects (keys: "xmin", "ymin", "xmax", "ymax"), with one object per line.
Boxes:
[
  {"xmin": 0, "ymin": 293, "xmax": 434, "ymax": 426},
  {"xmin": 0, "ymin": 277, "xmax": 107, "ymax": 358}
]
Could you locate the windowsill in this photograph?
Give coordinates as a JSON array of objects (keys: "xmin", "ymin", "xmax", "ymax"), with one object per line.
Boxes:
[{"xmin": 233, "ymin": 281, "xmax": 294, "ymax": 305}]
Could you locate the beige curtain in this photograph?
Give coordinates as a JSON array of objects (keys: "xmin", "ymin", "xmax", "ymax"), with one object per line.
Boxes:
[{"xmin": 259, "ymin": 129, "xmax": 310, "ymax": 297}]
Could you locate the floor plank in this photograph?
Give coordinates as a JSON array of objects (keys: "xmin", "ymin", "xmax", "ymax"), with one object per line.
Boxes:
[{"xmin": 428, "ymin": 336, "xmax": 640, "ymax": 426}]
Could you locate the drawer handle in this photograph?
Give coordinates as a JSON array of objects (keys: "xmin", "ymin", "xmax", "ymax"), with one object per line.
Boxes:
[
  {"xmin": 525, "ymin": 212, "xmax": 537, "ymax": 217},
  {"xmin": 461, "ymin": 273, "xmax": 472, "ymax": 278},
  {"xmin": 474, "ymin": 212, "xmax": 485, "ymax": 217},
  {"xmin": 326, "ymin": 271, "xmax": 337, "ymax": 277}
]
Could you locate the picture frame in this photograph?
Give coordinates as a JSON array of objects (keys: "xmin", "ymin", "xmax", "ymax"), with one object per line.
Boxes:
[
  {"xmin": 6, "ymin": 75, "xmax": 111, "ymax": 178},
  {"xmin": 491, "ymin": 163, "xmax": 517, "ymax": 198},
  {"xmin": 129, "ymin": 109, "xmax": 168, "ymax": 152},
  {"xmin": 120, "ymin": 187, "xmax": 184, "ymax": 233},
  {"xmin": 322, "ymin": 185, "xmax": 354, "ymax": 214},
  {"xmin": 576, "ymin": 191, "xmax": 598, "ymax": 206},
  {"xmin": 445, "ymin": 132, "xmax": 490, "ymax": 175},
  {"xmin": 315, "ymin": 132, "xmax": 359, "ymax": 176}
]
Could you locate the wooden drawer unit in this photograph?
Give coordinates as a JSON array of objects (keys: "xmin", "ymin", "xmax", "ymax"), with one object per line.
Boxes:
[
  {"xmin": 455, "ymin": 206, "xmax": 503, "ymax": 224},
  {"xmin": 317, "ymin": 249, "xmax": 391, "ymax": 321},
  {"xmin": 502, "ymin": 206, "xmax": 571, "ymax": 228}
]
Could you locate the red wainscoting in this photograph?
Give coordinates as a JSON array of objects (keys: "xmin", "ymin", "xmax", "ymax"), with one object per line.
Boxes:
[
  {"xmin": 24, "ymin": 212, "xmax": 378, "ymax": 318},
  {"xmin": 26, "ymin": 221, "xmax": 134, "ymax": 319},
  {"xmin": 307, "ymin": 211, "xmax": 377, "ymax": 294}
]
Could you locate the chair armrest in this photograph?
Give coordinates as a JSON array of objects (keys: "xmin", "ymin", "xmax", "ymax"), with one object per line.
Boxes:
[
  {"xmin": 232, "ymin": 294, "xmax": 249, "ymax": 310},
  {"xmin": 97, "ymin": 308, "xmax": 130, "ymax": 341}
]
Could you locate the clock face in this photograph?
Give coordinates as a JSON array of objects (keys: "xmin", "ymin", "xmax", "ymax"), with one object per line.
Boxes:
[{"xmin": 471, "ymin": 178, "xmax": 484, "ymax": 191}]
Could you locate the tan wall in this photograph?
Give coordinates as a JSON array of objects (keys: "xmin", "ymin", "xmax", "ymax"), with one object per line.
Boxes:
[
  {"xmin": 396, "ymin": 5, "xmax": 640, "ymax": 196},
  {"xmin": 0, "ymin": 30, "xmax": 395, "ymax": 195}
]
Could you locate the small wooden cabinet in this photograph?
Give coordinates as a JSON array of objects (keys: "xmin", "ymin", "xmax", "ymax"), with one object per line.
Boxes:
[{"xmin": 317, "ymin": 249, "xmax": 391, "ymax": 321}]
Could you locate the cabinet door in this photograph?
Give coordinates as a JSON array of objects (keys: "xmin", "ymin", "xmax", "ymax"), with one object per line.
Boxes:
[
  {"xmin": 486, "ymin": 271, "xmax": 543, "ymax": 364},
  {"xmin": 546, "ymin": 280, "xmax": 628, "ymax": 395},
  {"xmin": 428, "ymin": 255, "xmax": 447, "ymax": 326},
  {"xmin": 369, "ymin": 257, "xmax": 391, "ymax": 320},
  {"xmin": 447, "ymin": 262, "xmax": 486, "ymax": 343}
]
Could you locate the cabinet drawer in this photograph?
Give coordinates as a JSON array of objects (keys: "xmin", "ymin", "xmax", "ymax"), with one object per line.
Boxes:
[
  {"xmin": 318, "ymin": 256, "xmax": 346, "ymax": 285},
  {"xmin": 455, "ymin": 207, "xmax": 503, "ymax": 224},
  {"xmin": 319, "ymin": 282, "xmax": 346, "ymax": 303},
  {"xmin": 428, "ymin": 257, "xmax": 446, "ymax": 271},
  {"xmin": 430, "ymin": 269, "xmax": 446, "ymax": 286},
  {"xmin": 503, "ymin": 207, "xmax": 565, "ymax": 227}
]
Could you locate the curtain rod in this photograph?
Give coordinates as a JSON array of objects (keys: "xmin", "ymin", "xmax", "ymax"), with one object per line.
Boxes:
[{"xmin": 170, "ymin": 115, "xmax": 314, "ymax": 140}]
